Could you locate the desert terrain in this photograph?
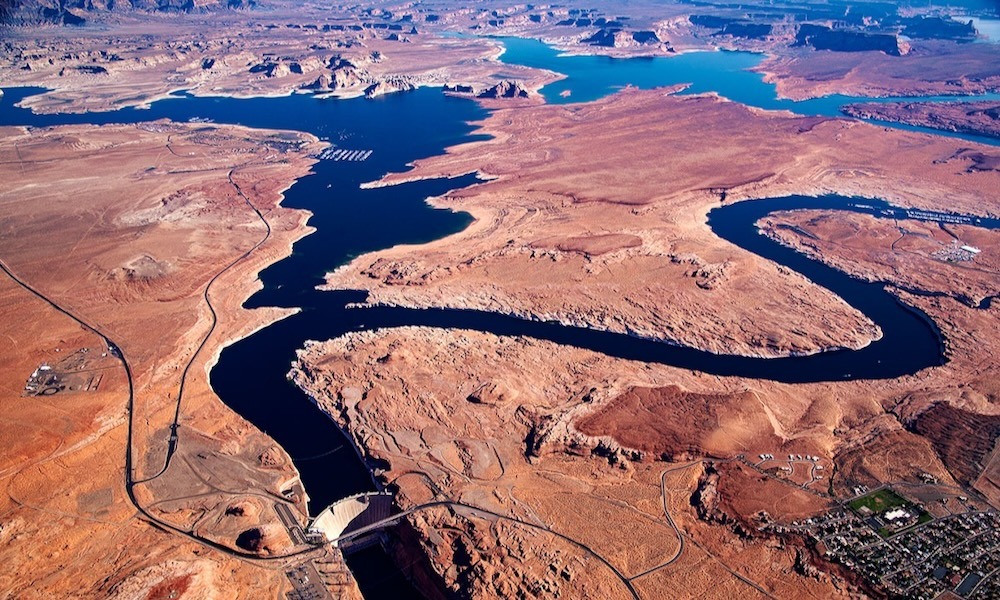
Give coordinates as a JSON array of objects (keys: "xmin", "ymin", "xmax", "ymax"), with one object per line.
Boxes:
[
  {"xmin": 328, "ymin": 89, "xmax": 996, "ymax": 356},
  {"xmin": 306, "ymin": 87, "xmax": 999, "ymax": 596},
  {"xmin": 2, "ymin": 0, "xmax": 1000, "ymax": 598},
  {"xmin": 0, "ymin": 121, "xmax": 364, "ymax": 598},
  {"xmin": 4, "ymin": 0, "xmax": 1000, "ymax": 117},
  {"xmin": 842, "ymin": 100, "xmax": 1000, "ymax": 139},
  {"xmin": 0, "ymin": 16, "xmax": 553, "ymax": 114},
  {"xmin": 762, "ymin": 210, "xmax": 999, "ymax": 309},
  {"xmin": 292, "ymin": 327, "xmax": 845, "ymax": 599}
]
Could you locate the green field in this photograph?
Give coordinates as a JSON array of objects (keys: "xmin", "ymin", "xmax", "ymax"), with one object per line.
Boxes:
[{"xmin": 848, "ymin": 488, "xmax": 909, "ymax": 514}]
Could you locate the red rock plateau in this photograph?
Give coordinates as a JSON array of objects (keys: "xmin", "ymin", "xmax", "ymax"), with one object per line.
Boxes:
[
  {"xmin": 0, "ymin": 122, "xmax": 361, "ymax": 598},
  {"xmin": 292, "ymin": 328, "xmax": 841, "ymax": 599},
  {"xmin": 328, "ymin": 89, "xmax": 996, "ymax": 357},
  {"xmin": 842, "ymin": 100, "xmax": 1000, "ymax": 139},
  {"xmin": 299, "ymin": 86, "xmax": 1000, "ymax": 596},
  {"xmin": 757, "ymin": 41, "xmax": 1000, "ymax": 100},
  {"xmin": 0, "ymin": 8, "xmax": 558, "ymax": 114},
  {"xmin": 2, "ymin": 0, "xmax": 1000, "ymax": 598},
  {"xmin": 763, "ymin": 210, "xmax": 1000, "ymax": 309},
  {"xmin": 6, "ymin": 0, "xmax": 998, "ymax": 117}
]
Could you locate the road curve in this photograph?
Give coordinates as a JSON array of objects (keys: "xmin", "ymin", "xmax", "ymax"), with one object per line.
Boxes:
[
  {"xmin": 135, "ymin": 165, "xmax": 274, "ymax": 484},
  {"xmin": 0, "ymin": 177, "xmax": 320, "ymax": 566},
  {"xmin": 333, "ymin": 499, "xmax": 642, "ymax": 600}
]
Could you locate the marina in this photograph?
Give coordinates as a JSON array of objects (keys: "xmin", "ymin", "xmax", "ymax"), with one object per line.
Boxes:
[{"xmin": 318, "ymin": 147, "xmax": 374, "ymax": 162}]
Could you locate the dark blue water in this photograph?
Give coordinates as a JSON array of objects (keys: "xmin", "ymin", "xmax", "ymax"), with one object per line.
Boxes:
[
  {"xmin": 3, "ymin": 38, "xmax": 999, "ymax": 598},
  {"xmin": 495, "ymin": 36, "xmax": 1000, "ymax": 145},
  {"xmin": 230, "ymin": 195, "xmax": 995, "ymax": 393},
  {"xmin": 7, "ymin": 81, "xmax": 991, "ymax": 495},
  {"xmin": 1, "ymin": 84, "xmax": 488, "ymax": 599},
  {"xmin": 210, "ymin": 172, "xmax": 483, "ymax": 508}
]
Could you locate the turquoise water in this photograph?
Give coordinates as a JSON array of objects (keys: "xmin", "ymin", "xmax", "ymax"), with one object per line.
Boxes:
[
  {"xmin": 496, "ymin": 36, "xmax": 1000, "ymax": 144},
  {"xmin": 498, "ymin": 37, "xmax": 769, "ymax": 105}
]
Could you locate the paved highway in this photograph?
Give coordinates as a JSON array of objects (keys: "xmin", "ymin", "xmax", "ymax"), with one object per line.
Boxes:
[
  {"xmin": 135, "ymin": 165, "xmax": 273, "ymax": 484},
  {"xmin": 0, "ymin": 177, "xmax": 322, "ymax": 567}
]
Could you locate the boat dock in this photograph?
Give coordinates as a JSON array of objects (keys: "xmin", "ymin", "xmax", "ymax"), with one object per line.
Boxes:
[{"xmin": 318, "ymin": 148, "xmax": 373, "ymax": 162}]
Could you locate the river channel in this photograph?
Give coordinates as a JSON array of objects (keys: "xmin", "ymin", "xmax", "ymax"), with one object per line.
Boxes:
[{"xmin": 2, "ymin": 36, "xmax": 998, "ymax": 598}]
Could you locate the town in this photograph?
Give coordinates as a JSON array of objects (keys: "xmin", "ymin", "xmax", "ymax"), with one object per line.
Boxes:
[
  {"xmin": 778, "ymin": 487, "xmax": 1000, "ymax": 598},
  {"xmin": 933, "ymin": 240, "xmax": 983, "ymax": 263}
]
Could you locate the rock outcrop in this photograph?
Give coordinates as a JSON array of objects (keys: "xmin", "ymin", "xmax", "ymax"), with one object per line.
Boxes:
[
  {"xmin": 476, "ymin": 80, "xmax": 530, "ymax": 99},
  {"xmin": 363, "ymin": 76, "xmax": 416, "ymax": 97},
  {"xmin": 443, "ymin": 83, "xmax": 475, "ymax": 94},
  {"xmin": 842, "ymin": 100, "xmax": 1000, "ymax": 139},
  {"xmin": 584, "ymin": 28, "xmax": 666, "ymax": 49},
  {"xmin": 794, "ymin": 24, "xmax": 905, "ymax": 56},
  {"xmin": 4, "ymin": 0, "xmax": 254, "ymax": 25},
  {"xmin": 900, "ymin": 16, "xmax": 977, "ymax": 41},
  {"xmin": 300, "ymin": 57, "xmax": 369, "ymax": 92},
  {"xmin": 717, "ymin": 22, "xmax": 772, "ymax": 39}
]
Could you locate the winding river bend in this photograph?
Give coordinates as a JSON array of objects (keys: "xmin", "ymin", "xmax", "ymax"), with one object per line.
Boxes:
[{"xmin": 2, "ymin": 37, "xmax": 998, "ymax": 598}]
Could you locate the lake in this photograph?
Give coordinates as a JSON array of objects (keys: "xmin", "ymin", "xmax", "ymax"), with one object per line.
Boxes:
[{"xmin": 2, "ymin": 33, "xmax": 998, "ymax": 600}]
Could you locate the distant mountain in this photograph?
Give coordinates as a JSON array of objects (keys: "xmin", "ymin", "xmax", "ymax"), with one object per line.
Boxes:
[{"xmin": 1, "ymin": 0, "xmax": 255, "ymax": 26}]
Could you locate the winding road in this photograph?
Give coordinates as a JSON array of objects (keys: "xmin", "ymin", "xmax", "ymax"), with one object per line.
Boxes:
[
  {"xmin": 135, "ymin": 165, "xmax": 273, "ymax": 485},
  {"xmin": 0, "ymin": 173, "xmax": 319, "ymax": 568}
]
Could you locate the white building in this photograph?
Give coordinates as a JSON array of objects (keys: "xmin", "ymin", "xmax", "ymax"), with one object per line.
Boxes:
[{"xmin": 884, "ymin": 508, "xmax": 910, "ymax": 521}]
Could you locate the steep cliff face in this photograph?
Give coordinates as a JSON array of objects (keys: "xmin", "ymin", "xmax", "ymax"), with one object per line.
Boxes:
[
  {"xmin": 2, "ymin": 0, "xmax": 254, "ymax": 26},
  {"xmin": 363, "ymin": 76, "xmax": 416, "ymax": 97},
  {"xmin": 795, "ymin": 24, "xmax": 905, "ymax": 56},
  {"xmin": 841, "ymin": 100, "xmax": 1000, "ymax": 139},
  {"xmin": 584, "ymin": 28, "xmax": 667, "ymax": 49},
  {"xmin": 476, "ymin": 80, "xmax": 530, "ymax": 99}
]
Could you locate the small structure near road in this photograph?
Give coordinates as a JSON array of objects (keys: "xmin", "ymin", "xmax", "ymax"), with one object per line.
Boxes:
[{"xmin": 23, "ymin": 346, "xmax": 115, "ymax": 397}]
